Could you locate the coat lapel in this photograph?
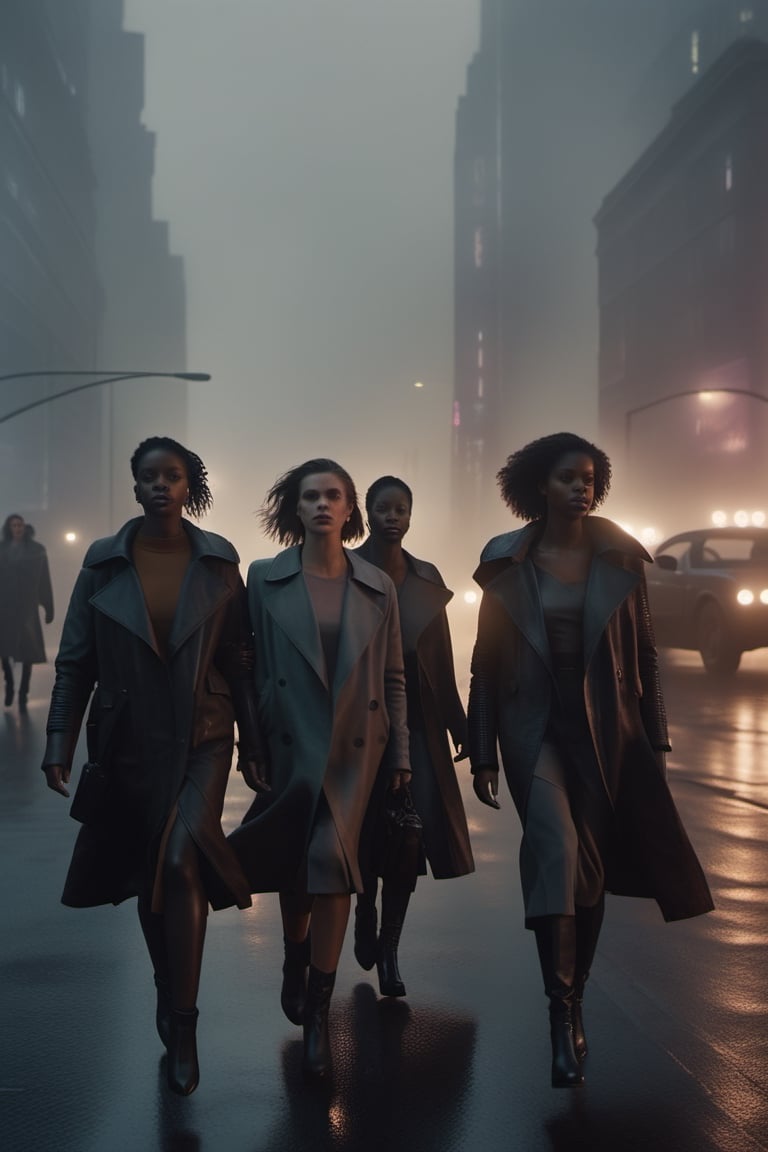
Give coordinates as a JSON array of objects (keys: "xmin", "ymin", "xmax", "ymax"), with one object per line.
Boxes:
[
  {"xmin": 263, "ymin": 550, "xmax": 327, "ymax": 688},
  {"xmin": 492, "ymin": 560, "xmax": 553, "ymax": 675},
  {"xmin": 583, "ymin": 554, "xmax": 640, "ymax": 670},
  {"xmin": 332, "ymin": 575, "xmax": 386, "ymax": 699},
  {"xmin": 167, "ymin": 560, "xmax": 233, "ymax": 658},
  {"xmin": 89, "ymin": 566, "xmax": 159, "ymax": 656}
]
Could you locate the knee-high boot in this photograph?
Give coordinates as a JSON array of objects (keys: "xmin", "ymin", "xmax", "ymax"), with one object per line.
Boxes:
[
  {"xmin": 18, "ymin": 663, "xmax": 31, "ymax": 713},
  {"xmin": 302, "ymin": 965, "xmax": 336, "ymax": 1080},
  {"xmin": 572, "ymin": 896, "xmax": 604, "ymax": 1060},
  {"xmin": 137, "ymin": 896, "xmax": 171, "ymax": 1048},
  {"xmin": 281, "ymin": 934, "xmax": 311, "ymax": 1025},
  {"xmin": 533, "ymin": 915, "xmax": 584, "ymax": 1088},
  {"xmin": 353, "ymin": 875, "xmax": 378, "ymax": 971},
  {"xmin": 3, "ymin": 659, "xmax": 14, "ymax": 708},
  {"xmin": 376, "ymin": 880, "xmax": 412, "ymax": 998}
]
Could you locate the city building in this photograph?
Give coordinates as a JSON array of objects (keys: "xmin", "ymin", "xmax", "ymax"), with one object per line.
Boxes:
[
  {"xmin": 452, "ymin": 0, "xmax": 768, "ymax": 542},
  {"xmin": 596, "ymin": 37, "xmax": 768, "ymax": 535}
]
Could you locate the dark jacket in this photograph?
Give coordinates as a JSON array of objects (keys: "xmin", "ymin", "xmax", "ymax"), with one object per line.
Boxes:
[
  {"xmin": 229, "ymin": 546, "xmax": 411, "ymax": 895},
  {"xmin": 42, "ymin": 517, "xmax": 261, "ymax": 910},
  {"xmin": 0, "ymin": 532, "xmax": 53, "ymax": 663},
  {"xmin": 354, "ymin": 541, "xmax": 474, "ymax": 879},
  {"xmin": 468, "ymin": 516, "xmax": 713, "ymax": 922}
]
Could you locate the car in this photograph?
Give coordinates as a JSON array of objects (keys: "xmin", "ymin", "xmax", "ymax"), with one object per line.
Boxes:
[{"xmin": 646, "ymin": 527, "xmax": 768, "ymax": 675}]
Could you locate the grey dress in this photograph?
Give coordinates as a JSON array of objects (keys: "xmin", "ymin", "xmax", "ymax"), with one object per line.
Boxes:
[{"xmin": 520, "ymin": 565, "xmax": 612, "ymax": 922}]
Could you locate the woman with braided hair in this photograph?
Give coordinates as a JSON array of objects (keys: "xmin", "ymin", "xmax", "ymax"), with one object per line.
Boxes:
[
  {"xmin": 468, "ymin": 432, "xmax": 713, "ymax": 1088},
  {"xmin": 41, "ymin": 436, "xmax": 264, "ymax": 1096}
]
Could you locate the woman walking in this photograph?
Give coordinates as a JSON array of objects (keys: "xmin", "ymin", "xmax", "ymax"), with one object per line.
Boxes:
[
  {"xmin": 468, "ymin": 432, "xmax": 713, "ymax": 1088},
  {"xmin": 41, "ymin": 436, "xmax": 263, "ymax": 1096},
  {"xmin": 229, "ymin": 458, "xmax": 411, "ymax": 1080},
  {"xmin": 352, "ymin": 476, "xmax": 474, "ymax": 997},
  {"xmin": 0, "ymin": 514, "xmax": 54, "ymax": 712}
]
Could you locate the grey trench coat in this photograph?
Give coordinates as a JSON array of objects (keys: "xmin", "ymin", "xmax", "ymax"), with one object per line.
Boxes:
[
  {"xmin": 41, "ymin": 517, "xmax": 261, "ymax": 911},
  {"xmin": 468, "ymin": 516, "xmax": 714, "ymax": 922},
  {"xmin": 354, "ymin": 541, "xmax": 474, "ymax": 879},
  {"xmin": 229, "ymin": 546, "xmax": 411, "ymax": 894}
]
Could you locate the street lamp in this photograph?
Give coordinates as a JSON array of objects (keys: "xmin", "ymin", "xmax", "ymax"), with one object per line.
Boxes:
[
  {"xmin": 624, "ymin": 386, "xmax": 768, "ymax": 458},
  {"xmin": 0, "ymin": 369, "xmax": 210, "ymax": 425}
]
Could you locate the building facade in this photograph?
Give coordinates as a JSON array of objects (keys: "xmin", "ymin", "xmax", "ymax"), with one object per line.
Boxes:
[
  {"xmin": 452, "ymin": 0, "xmax": 768, "ymax": 542},
  {"xmin": 596, "ymin": 38, "xmax": 768, "ymax": 534}
]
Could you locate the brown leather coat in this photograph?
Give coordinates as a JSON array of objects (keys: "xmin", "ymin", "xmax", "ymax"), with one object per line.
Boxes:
[
  {"xmin": 42, "ymin": 517, "xmax": 261, "ymax": 910},
  {"xmin": 468, "ymin": 517, "xmax": 713, "ymax": 922}
]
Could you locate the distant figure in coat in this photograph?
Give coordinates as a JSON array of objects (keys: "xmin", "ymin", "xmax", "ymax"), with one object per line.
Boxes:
[
  {"xmin": 468, "ymin": 432, "xmax": 714, "ymax": 1089},
  {"xmin": 352, "ymin": 476, "xmax": 474, "ymax": 997},
  {"xmin": 41, "ymin": 437, "xmax": 264, "ymax": 1097},
  {"xmin": 229, "ymin": 458, "xmax": 411, "ymax": 1081},
  {"xmin": 0, "ymin": 514, "xmax": 54, "ymax": 713}
]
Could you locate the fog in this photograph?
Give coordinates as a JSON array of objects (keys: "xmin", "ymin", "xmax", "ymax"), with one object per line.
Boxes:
[{"xmin": 122, "ymin": 0, "xmax": 479, "ymax": 569}]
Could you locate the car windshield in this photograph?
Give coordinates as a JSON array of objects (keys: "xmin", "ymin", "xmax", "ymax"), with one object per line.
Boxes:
[{"xmin": 695, "ymin": 534, "xmax": 768, "ymax": 566}]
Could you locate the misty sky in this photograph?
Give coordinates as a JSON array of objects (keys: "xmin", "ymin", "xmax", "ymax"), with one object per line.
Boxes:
[{"xmin": 123, "ymin": 0, "xmax": 480, "ymax": 557}]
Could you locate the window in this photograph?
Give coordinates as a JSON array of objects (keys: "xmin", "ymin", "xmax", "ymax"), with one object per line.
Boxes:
[
  {"xmin": 14, "ymin": 81, "xmax": 25, "ymax": 117},
  {"xmin": 691, "ymin": 29, "xmax": 700, "ymax": 75},
  {"xmin": 474, "ymin": 227, "xmax": 484, "ymax": 268},
  {"xmin": 725, "ymin": 153, "xmax": 733, "ymax": 191}
]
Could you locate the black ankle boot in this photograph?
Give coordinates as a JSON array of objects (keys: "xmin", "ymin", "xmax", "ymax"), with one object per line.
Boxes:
[
  {"xmin": 154, "ymin": 975, "xmax": 171, "ymax": 1048},
  {"xmin": 533, "ymin": 915, "xmax": 584, "ymax": 1088},
  {"xmin": 281, "ymin": 934, "xmax": 310, "ymax": 1025},
  {"xmin": 167, "ymin": 1008, "xmax": 199, "ymax": 1095},
  {"xmin": 571, "ymin": 994, "xmax": 586, "ymax": 1061},
  {"xmin": 572, "ymin": 898, "xmax": 604, "ymax": 1062},
  {"xmin": 302, "ymin": 965, "xmax": 335, "ymax": 1080},
  {"xmin": 353, "ymin": 900, "xmax": 378, "ymax": 971},
  {"xmin": 3, "ymin": 682, "xmax": 12, "ymax": 707},
  {"xmin": 376, "ymin": 924, "xmax": 406, "ymax": 997}
]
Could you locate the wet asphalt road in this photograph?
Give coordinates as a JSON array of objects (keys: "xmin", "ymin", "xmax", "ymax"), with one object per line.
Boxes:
[{"xmin": 2, "ymin": 649, "xmax": 768, "ymax": 1152}]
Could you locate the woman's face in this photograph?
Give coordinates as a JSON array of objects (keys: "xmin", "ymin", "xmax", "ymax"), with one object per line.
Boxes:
[
  {"xmin": 540, "ymin": 451, "xmax": 595, "ymax": 520},
  {"xmin": 297, "ymin": 472, "xmax": 354, "ymax": 540},
  {"xmin": 7, "ymin": 516, "xmax": 25, "ymax": 541},
  {"xmin": 133, "ymin": 449, "xmax": 189, "ymax": 520},
  {"xmin": 368, "ymin": 485, "xmax": 411, "ymax": 545}
]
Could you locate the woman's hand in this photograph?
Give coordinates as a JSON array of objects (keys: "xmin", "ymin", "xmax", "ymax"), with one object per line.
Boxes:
[
  {"xmin": 44, "ymin": 764, "xmax": 70, "ymax": 798},
  {"xmin": 239, "ymin": 758, "xmax": 271, "ymax": 794},
  {"xmin": 472, "ymin": 767, "xmax": 500, "ymax": 809},
  {"xmin": 390, "ymin": 769, "xmax": 413, "ymax": 792},
  {"xmin": 453, "ymin": 742, "xmax": 469, "ymax": 763}
]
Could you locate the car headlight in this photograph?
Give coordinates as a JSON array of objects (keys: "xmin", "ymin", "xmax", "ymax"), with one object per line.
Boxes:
[
  {"xmin": 463, "ymin": 590, "xmax": 478, "ymax": 606},
  {"xmin": 761, "ymin": 589, "xmax": 768, "ymax": 605},
  {"xmin": 737, "ymin": 588, "xmax": 754, "ymax": 605}
]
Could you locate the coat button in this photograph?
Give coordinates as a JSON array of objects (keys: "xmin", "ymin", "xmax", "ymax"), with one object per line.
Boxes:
[
  {"xmin": 368, "ymin": 700, "xmax": 379, "ymax": 711},
  {"xmin": 353, "ymin": 737, "xmax": 364, "ymax": 748},
  {"xmin": 278, "ymin": 678, "xmax": 287, "ymax": 687},
  {"xmin": 616, "ymin": 668, "xmax": 623, "ymax": 680},
  {"xmin": 281, "ymin": 732, "xmax": 293, "ymax": 745}
]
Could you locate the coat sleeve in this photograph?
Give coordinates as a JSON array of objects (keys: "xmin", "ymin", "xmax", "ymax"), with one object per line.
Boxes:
[
  {"xmin": 41, "ymin": 565, "xmax": 98, "ymax": 771},
  {"xmin": 467, "ymin": 589, "xmax": 503, "ymax": 772},
  {"xmin": 426, "ymin": 608, "xmax": 468, "ymax": 749},
  {"xmin": 635, "ymin": 567, "xmax": 671, "ymax": 754},
  {"xmin": 214, "ymin": 567, "xmax": 265, "ymax": 764},
  {"xmin": 382, "ymin": 589, "xmax": 411, "ymax": 777}
]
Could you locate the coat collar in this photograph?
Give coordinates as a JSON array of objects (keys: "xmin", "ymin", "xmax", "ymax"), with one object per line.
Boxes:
[
  {"xmin": 477, "ymin": 517, "xmax": 649, "ymax": 674},
  {"xmin": 85, "ymin": 517, "xmax": 237, "ymax": 659},
  {"xmin": 353, "ymin": 540, "xmax": 453, "ymax": 649},
  {"xmin": 260, "ymin": 545, "xmax": 391, "ymax": 694}
]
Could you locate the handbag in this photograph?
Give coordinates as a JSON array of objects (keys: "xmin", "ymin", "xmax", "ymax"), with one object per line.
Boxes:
[
  {"xmin": 70, "ymin": 760, "xmax": 110, "ymax": 825},
  {"xmin": 373, "ymin": 785, "xmax": 423, "ymax": 887},
  {"xmin": 69, "ymin": 690, "xmax": 123, "ymax": 825}
]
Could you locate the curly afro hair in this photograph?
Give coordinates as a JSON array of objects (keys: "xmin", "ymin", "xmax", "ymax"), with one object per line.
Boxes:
[
  {"xmin": 130, "ymin": 436, "xmax": 213, "ymax": 519},
  {"xmin": 261, "ymin": 458, "xmax": 364, "ymax": 545},
  {"xmin": 496, "ymin": 432, "xmax": 611, "ymax": 522}
]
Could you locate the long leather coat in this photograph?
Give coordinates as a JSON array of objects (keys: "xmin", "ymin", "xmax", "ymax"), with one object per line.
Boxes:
[
  {"xmin": 468, "ymin": 516, "xmax": 713, "ymax": 922},
  {"xmin": 228, "ymin": 546, "xmax": 411, "ymax": 894},
  {"xmin": 41, "ymin": 517, "xmax": 261, "ymax": 911},
  {"xmin": 354, "ymin": 541, "xmax": 474, "ymax": 879},
  {"xmin": 0, "ymin": 534, "xmax": 53, "ymax": 663}
]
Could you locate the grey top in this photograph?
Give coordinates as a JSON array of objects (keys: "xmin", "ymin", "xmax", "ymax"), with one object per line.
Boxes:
[
  {"xmin": 303, "ymin": 570, "xmax": 348, "ymax": 686},
  {"xmin": 533, "ymin": 564, "xmax": 587, "ymax": 658}
]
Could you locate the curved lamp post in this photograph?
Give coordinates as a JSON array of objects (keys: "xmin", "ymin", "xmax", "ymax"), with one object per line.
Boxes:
[
  {"xmin": 0, "ymin": 370, "xmax": 210, "ymax": 425},
  {"xmin": 624, "ymin": 387, "xmax": 768, "ymax": 457}
]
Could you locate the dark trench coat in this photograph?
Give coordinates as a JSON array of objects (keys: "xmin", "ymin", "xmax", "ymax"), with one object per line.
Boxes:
[
  {"xmin": 468, "ymin": 516, "xmax": 714, "ymax": 922},
  {"xmin": 0, "ymin": 535, "xmax": 53, "ymax": 663},
  {"xmin": 354, "ymin": 541, "xmax": 474, "ymax": 879},
  {"xmin": 228, "ymin": 546, "xmax": 411, "ymax": 895},
  {"xmin": 41, "ymin": 517, "xmax": 261, "ymax": 911}
]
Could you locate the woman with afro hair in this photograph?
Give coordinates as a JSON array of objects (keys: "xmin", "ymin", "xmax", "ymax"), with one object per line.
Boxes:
[
  {"xmin": 468, "ymin": 432, "xmax": 713, "ymax": 1088},
  {"xmin": 41, "ymin": 436, "xmax": 264, "ymax": 1096}
]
